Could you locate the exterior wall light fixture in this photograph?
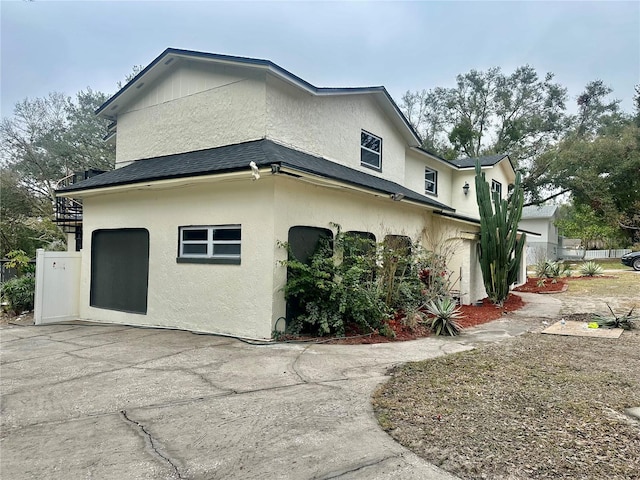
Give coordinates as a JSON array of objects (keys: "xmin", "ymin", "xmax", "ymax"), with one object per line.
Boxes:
[
  {"xmin": 390, "ymin": 193, "xmax": 405, "ymax": 201},
  {"xmin": 463, "ymin": 182, "xmax": 470, "ymax": 196}
]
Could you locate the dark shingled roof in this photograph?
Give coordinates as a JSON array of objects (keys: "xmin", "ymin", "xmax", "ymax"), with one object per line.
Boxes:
[
  {"xmin": 449, "ymin": 154, "xmax": 509, "ymax": 169},
  {"xmin": 58, "ymin": 139, "xmax": 453, "ymax": 211}
]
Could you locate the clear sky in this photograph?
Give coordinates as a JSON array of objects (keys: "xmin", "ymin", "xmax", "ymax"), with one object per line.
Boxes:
[{"xmin": 1, "ymin": 0, "xmax": 639, "ymax": 118}]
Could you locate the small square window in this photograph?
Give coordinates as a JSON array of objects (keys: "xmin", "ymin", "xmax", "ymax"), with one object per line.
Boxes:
[
  {"xmin": 361, "ymin": 130, "xmax": 382, "ymax": 170},
  {"xmin": 491, "ymin": 180, "xmax": 502, "ymax": 198},
  {"xmin": 183, "ymin": 244, "xmax": 208, "ymax": 255},
  {"xmin": 183, "ymin": 229, "xmax": 208, "ymax": 241},
  {"xmin": 178, "ymin": 225, "xmax": 241, "ymax": 264},
  {"xmin": 424, "ymin": 167, "xmax": 438, "ymax": 195}
]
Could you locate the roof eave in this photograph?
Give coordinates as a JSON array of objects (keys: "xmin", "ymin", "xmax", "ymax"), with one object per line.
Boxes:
[
  {"xmin": 277, "ymin": 163, "xmax": 452, "ymax": 211},
  {"xmin": 56, "ymin": 168, "xmax": 259, "ymax": 198},
  {"xmin": 57, "ymin": 159, "xmax": 452, "ymax": 212}
]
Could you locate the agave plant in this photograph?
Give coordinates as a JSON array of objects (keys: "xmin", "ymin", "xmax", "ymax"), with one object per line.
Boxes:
[
  {"xmin": 593, "ymin": 305, "xmax": 638, "ymax": 330},
  {"xmin": 425, "ymin": 297, "xmax": 463, "ymax": 336},
  {"xmin": 579, "ymin": 261, "xmax": 603, "ymax": 277},
  {"xmin": 535, "ymin": 259, "xmax": 572, "ymax": 280}
]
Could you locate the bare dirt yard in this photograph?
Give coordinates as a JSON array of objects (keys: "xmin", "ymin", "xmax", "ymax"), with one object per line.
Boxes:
[{"xmin": 373, "ymin": 270, "xmax": 640, "ymax": 480}]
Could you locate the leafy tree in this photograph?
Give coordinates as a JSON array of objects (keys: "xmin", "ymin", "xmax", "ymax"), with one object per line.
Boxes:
[
  {"xmin": 0, "ymin": 92, "xmax": 70, "ymax": 203},
  {"xmin": 1, "ymin": 89, "xmax": 115, "ymax": 254},
  {"xmin": 400, "ymin": 65, "xmax": 568, "ymax": 163},
  {"xmin": 556, "ymin": 203, "xmax": 621, "ymax": 249},
  {"xmin": 0, "ymin": 168, "xmax": 63, "ymax": 257},
  {"xmin": 633, "ymin": 84, "xmax": 640, "ymax": 127},
  {"xmin": 0, "ymin": 89, "xmax": 115, "ymax": 206},
  {"xmin": 63, "ymin": 89, "xmax": 116, "ymax": 172},
  {"xmin": 574, "ymin": 80, "xmax": 623, "ymax": 137},
  {"xmin": 531, "ymin": 122, "xmax": 640, "ymax": 244}
]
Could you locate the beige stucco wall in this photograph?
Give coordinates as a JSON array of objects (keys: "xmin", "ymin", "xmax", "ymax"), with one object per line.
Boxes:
[
  {"xmin": 114, "ymin": 63, "xmax": 267, "ymax": 166},
  {"xmin": 268, "ymin": 176, "xmax": 488, "ymax": 322},
  {"xmin": 79, "ymin": 178, "xmax": 277, "ymax": 339},
  {"xmin": 450, "ymin": 159, "xmax": 515, "ymax": 217},
  {"xmin": 265, "ymin": 76, "xmax": 407, "ymax": 185},
  {"xmin": 75, "ymin": 171, "xmax": 497, "ymax": 338},
  {"xmin": 404, "ymin": 149, "xmax": 453, "ymax": 205}
]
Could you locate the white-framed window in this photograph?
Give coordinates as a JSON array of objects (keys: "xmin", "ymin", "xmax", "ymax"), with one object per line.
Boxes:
[
  {"xmin": 178, "ymin": 225, "xmax": 241, "ymax": 264},
  {"xmin": 491, "ymin": 180, "xmax": 502, "ymax": 198},
  {"xmin": 424, "ymin": 167, "xmax": 438, "ymax": 195},
  {"xmin": 361, "ymin": 130, "xmax": 382, "ymax": 170}
]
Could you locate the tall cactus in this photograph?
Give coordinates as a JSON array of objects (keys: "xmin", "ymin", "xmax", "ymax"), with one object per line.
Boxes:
[{"xmin": 474, "ymin": 160, "xmax": 526, "ymax": 306}]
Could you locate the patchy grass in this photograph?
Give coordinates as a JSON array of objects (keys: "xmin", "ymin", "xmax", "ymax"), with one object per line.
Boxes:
[
  {"xmin": 564, "ymin": 273, "xmax": 639, "ymax": 312},
  {"xmin": 373, "ymin": 273, "xmax": 640, "ymax": 480},
  {"xmin": 568, "ymin": 259, "xmax": 628, "ymax": 270}
]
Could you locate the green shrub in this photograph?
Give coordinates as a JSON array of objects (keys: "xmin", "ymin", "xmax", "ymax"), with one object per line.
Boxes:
[
  {"xmin": 4, "ymin": 250, "xmax": 30, "ymax": 275},
  {"xmin": 425, "ymin": 297, "xmax": 463, "ymax": 336},
  {"xmin": 579, "ymin": 261, "xmax": 603, "ymax": 277},
  {"xmin": 1, "ymin": 275, "xmax": 36, "ymax": 314},
  {"xmin": 281, "ymin": 226, "xmax": 460, "ymax": 338},
  {"xmin": 282, "ymin": 234, "xmax": 388, "ymax": 336}
]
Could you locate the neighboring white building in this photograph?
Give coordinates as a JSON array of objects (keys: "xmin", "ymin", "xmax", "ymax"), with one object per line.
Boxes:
[
  {"xmin": 57, "ymin": 48, "xmax": 524, "ymax": 339},
  {"xmin": 520, "ymin": 205, "xmax": 559, "ymax": 264}
]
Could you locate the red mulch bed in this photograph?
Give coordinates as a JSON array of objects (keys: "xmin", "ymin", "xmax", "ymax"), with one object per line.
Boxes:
[
  {"xmin": 513, "ymin": 277, "xmax": 567, "ymax": 293},
  {"xmin": 512, "ymin": 275, "xmax": 617, "ymax": 295},
  {"xmin": 304, "ymin": 294, "xmax": 526, "ymax": 344},
  {"xmin": 457, "ymin": 294, "xmax": 525, "ymax": 328}
]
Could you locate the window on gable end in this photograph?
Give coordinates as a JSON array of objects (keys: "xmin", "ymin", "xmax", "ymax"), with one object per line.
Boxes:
[
  {"xmin": 424, "ymin": 167, "xmax": 438, "ymax": 195},
  {"xmin": 361, "ymin": 130, "xmax": 382, "ymax": 170}
]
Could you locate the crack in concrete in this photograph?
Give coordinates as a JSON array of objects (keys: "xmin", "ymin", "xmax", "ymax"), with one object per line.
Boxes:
[
  {"xmin": 315, "ymin": 454, "xmax": 400, "ymax": 479},
  {"xmin": 0, "ymin": 325, "xmax": 83, "ymax": 341},
  {"xmin": 1, "ymin": 349, "xmax": 88, "ymax": 366},
  {"xmin": 3, "ymin": 346, "xmax": 215, "ymax": 396},
  {"xmin": 3, "ymin": 367, "xmax": 361, "ymax": 437},
  {"xmin": 130, "ymin": 364, "xmax": 233, "ymax": 393},
  {"xmin": 0, "ymin": 334, "xmax": 168, "ymax": 365},
  {"xmin": 119, "ymin": 409, "xmax": 185, "ymax": 479},
  {"xmin": 291, "ymin": 343, "xmax": 312, "ymax": 383}
]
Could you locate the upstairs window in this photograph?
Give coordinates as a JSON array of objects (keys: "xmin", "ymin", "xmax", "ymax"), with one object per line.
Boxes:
[
  {"xmin": 491, "ymin": 180, "xmax": 502, "ymax": 198},
  {"xmin": 178, "ymin": 225, "xmax": 241, "ymax": 264},
  {"xmin": 361, "ymin": 130, "xmax": 382, "ymax": 170},
  {"xmin": 424, "ymin": 167, "xmax": 438, "ymax": 195}
]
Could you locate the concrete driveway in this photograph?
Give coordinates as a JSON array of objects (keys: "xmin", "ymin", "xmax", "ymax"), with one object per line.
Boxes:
[{"xmin": 0, "ymin": 293, "xmax": 558, "ymax": 480}]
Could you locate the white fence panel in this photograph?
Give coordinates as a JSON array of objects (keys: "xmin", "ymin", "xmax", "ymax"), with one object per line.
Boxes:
[
  {"xmin": 34, "ymin": 249, "xmax": 82, "ymax": 324},
  {"xmin": 560, "ymin": 248, "xmax": 631, "ymax": 260}
]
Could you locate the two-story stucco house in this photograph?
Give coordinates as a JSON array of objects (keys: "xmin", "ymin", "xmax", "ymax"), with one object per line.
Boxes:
[{"xmin": 57, "ymin": 48, "xmax": 524, "ymax": 340}]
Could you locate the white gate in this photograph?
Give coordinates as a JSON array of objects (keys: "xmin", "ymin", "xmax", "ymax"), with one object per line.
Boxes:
[{"xmin": 34, "ymin": 249, "xmax": 82, "ymax": 324}]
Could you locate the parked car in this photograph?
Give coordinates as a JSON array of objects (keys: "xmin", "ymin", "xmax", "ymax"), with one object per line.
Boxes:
[{"xmin": 620, "ymin": 251, "xmax": 640, "ymax": 271}]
